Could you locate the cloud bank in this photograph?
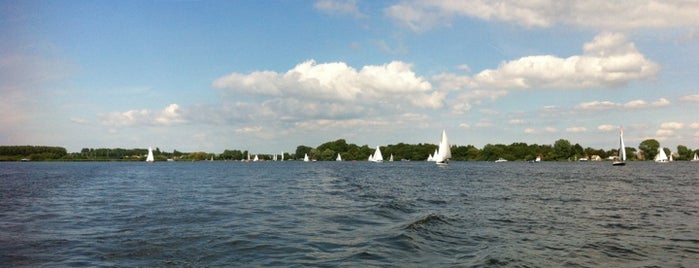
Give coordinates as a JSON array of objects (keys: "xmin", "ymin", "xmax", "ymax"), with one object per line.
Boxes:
[{"xmin": 386, "ymin": 0, "xmax": 699, "ymax": 31}]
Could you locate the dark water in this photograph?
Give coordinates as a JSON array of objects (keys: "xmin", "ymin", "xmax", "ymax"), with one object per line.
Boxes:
[{"xmin": 1, "ymin": 161, "xmax": 697, "ymax": 267}]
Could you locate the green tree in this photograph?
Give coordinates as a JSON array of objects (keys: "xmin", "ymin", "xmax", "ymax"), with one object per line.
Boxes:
[
  {"xmin": 677, "ymin": 145, "xmax": 691, "ymax": 161},
  {"xmin": 295, "ymin": 145, "xmax": 313, "ymax": 160},
  {"xmin": 639, "ymin": 139, "xmax": 660, "ymax": 161},
  {"xmin": 553, "ymin": 139, "xmax": 572, "ymax": 160}
]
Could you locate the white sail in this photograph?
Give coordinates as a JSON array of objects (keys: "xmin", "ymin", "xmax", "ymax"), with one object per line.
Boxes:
[
  {"xmin": 389, "ymin": 154, "xmax": 394, "ymax": 162},
  {"xmin": 253, "ymin": 155, "xmax": 259, "ymax": 162},
  {"xmin": 304, "ymin": 153, "xmax": 310, "ymax": 162},
  {"xmin": 655, "ymin": 148, "xmax": 668, "ymax": 163},
  {"xmin": 336, "ymin": 153, "xmax": 342, "ymax": 161},
  {"xmin": 612, "ymin": 127, "xmax": 626, "ymax": 166},
  {"xmin": 434, "ymin": 130, "xmax": 451, "ymax": 164},
  {"xmin": 618, "ymin": 128, "xmax": 626, "ymax": 161},
  {"xmin": 281, "ymin": 152, "xmax": 284, "ymax": 161},
  {"xmin": 692, "ymin": 153, "xmax": 699, "ymax": 162},
  {"xmin": 371, "ymin": 146, "xmax": 383, "ymax": 162},
  {"xmin": 427, "ymin": 154, "xmax": 433, "ymax": 161},
  {"xmin": 146, "ymin": 146, "xmax": 155, "ymax": 163}
]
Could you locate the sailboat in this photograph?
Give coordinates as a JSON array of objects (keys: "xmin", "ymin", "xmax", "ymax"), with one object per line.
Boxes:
[
  {"xmin": 692, "ymin": 153, "xmax": 699, "ymax": 162},
  {"xmin": 336, "ymin": 153, "xmax": 342, "ymax": 161},
  {"xmin": 612, "ymin": 127, "xmax": 626, "ymax": 166},
  {"xmin": 655, "ymin": 148, "xmax": 669, "ymax": 163},
  {"xmin": 434, "ymin": 130, "xmax": 451, "ymax": 165},
  {"xmin": 146, "ymin": 146, "xmax": 155, "ymax": 163},
  {"xmin": 389, "ymin": 154, "xmax": 394, "ymax": 162},
  {"xmin": 304, "ymin": 153, "xmax": 310, "ymax": 162},
  {"xmin": 370, "ymin": 146, "xmax": 383, "ymax": 162}
]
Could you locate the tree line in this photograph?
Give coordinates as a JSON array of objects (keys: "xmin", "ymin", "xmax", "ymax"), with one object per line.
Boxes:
[{"xmin": 1, "ymin": 138, "xmax": 697, "ymax": 161}]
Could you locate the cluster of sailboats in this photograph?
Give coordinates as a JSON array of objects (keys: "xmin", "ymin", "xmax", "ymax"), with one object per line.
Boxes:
[
  {"xmin": 145, "ymin": 127, "xmax": 696, "ymax": 164},
  {"xmin": 426, "ymin": 130, "xmax": 451, "ymax": 165}
]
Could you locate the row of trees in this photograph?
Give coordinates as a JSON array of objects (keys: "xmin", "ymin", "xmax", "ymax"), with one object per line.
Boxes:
[
  {"xmin": 1, "ymin": 138, "xmax": 697, "ymax": 161},
  {"xmin": 0, "ymin": 146, "xmax": 67, "ymax": 161}
]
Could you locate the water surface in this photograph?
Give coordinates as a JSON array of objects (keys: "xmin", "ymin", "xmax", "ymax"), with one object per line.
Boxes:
[{"xmin": 1, "ymin": 161, "xmax": 697, "ymax": 267}]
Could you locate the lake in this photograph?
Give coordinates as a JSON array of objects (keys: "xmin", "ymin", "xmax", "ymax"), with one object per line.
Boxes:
[{"xmin": 1, "ymin": 161, "xmax": 697, "ymax": 267}]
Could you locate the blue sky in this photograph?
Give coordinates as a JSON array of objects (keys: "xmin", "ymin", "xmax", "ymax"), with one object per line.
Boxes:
[{"xmin": 2, "ymin": 0, "xmax": 699, "ymax": 154}]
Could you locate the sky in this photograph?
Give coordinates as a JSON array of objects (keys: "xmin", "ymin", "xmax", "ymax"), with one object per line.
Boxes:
[{"xmin": 2, "ymin": 0, "xmax": 699, "ymax": 154}]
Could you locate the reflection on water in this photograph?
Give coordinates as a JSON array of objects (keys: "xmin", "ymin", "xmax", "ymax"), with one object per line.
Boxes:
[{"xmin": 1, "ymin": 161, "xmax": 697, "ymax": 267}]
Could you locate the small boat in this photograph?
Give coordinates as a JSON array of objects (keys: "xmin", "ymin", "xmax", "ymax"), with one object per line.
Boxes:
[
  {"xmin": 370, "ymin": 146, "xmax": 383, "ymax": 162},
  {"xmin": 655, "ymin": 147, "xmax": 669, "ymax": 163},
  {"xmin": 336, "ymin": 153, "xmax": 342, "ymax": 161},
  {"xmin": 612, "ymin": 127, "xmax": 626, "ymax": 166},
  {"xmin": 692, "ymin": 153, "xmax": 699, "ymax": 162},
  {"xmin": 146, "ymin": 146, "xmax": 155, "ymax": 163},
  {"xmin": 304, "ymin": 153, "xmax": 310, "ymax": 162},
  {"xmin": 434, "ymin": 130, "xmax": 451, "ymax": 165},
  {"xmin": 495, "ymin": 158, "xmax": 508, "ymax": 163}
]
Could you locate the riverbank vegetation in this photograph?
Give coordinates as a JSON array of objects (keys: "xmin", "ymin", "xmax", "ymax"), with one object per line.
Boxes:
[{"xmin": 1, "ymin": 139, "xmax": 697, "ymax": 162}]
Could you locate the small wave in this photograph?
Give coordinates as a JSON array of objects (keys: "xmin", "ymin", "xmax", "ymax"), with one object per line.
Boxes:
[
  {"xmin": 583, "ymin": 241, "xmax": 648, "ymax": 259},
  {"xmin": 404, "ymin": 214, "xmax": 449, "ymax": 231},
  {"xmin": 601, "ymin": 222, "xmax": 639, "ymax": 230}
]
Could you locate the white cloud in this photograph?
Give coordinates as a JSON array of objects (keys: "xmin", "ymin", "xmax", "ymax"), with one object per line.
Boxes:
[
  {"xmin": 70, "ymin": 117, "xmax": 89, "ymax": 125},
  {"xmin": 314, "ymin": 0, "xmax": 366, "ymax": 18},
  {"xmin": 566, "ymin": 127, "xmax": 587, "ymax": 133},
  {"xmin": 213, "ymin": 60, "xmax": 439, "ymax": 108},
  {"xmin": 99, "ymin": 103, "xmax": 186, "ymax": 127},
  {"xmin": 597, "ymin": 124, "xmax": 617, "ymax": 132},
  {"xmin": 386, "ymin": 0, "xmax": 699, "ymax": 31},
  {"xmin": 523, "ymin": 126, "xmax": 558, "ymax": 134},
  {"xmin": 689, "ymin": 123, "xmax": 699, "ymax": 129},
  {"xmin": 430, "ymin": 33, "xmax": 660, "ymax": 114},
  {"xmin": 656, "ymin": 129, "xmax": 674, "ymax": 137},
  {"xmin": 235, "ymin": 126, "xmax": 263, "ymax": 134},
  {"xmin": 544, "ymin": 127, "xmax": 558, "ymax": 133},
  {"xmin": 509, "ymin": 119, "xmax": 525, "ymax": 125},
  {"xmin": 468, "ymin": 33, "xmax": 659, "ymax": 90},
  {"xmin": 575, "ymin": 98, "xmax": 670, "ymax": 111},
  {"xmin": 679, "ymin": 94, "xmax": 699, "ymax": 102},
  {"xmin": 660, "ymin": 122, "xmax": 684, "ymax": 130}
]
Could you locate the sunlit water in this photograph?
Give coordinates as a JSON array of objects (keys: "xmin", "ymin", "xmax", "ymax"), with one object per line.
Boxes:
[{"xmin": 1, "ymin": 161, "xmax": 697, "ymax": 267}]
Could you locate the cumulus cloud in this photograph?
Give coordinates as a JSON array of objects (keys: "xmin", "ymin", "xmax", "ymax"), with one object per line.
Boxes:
[
  {"xmin": 99, "ymin": 104, "xmax": 187, "ymax": 127},
  {"xmin": 468, "ymin": 33, "xmax": 659, "ymax": 90},
  {"xmin": 679, "ymin": 94, "xmax": 699, "ymax": 102},
  {"xmin": 314, "ymin": 0, "xmax": 366, "ymax": 18},
  {"xmin": 660, "ymin": 122, "xmax": 684, "ymax": 130},
  {"xmin": 575, "ymin": 98, "xmax": 670, "ymax": 111},
  {"xmin": 523, "ymin": 126, "xmax": 558, "ymax": 134},
  {"xmin": 430, "ymin": 33, "xmax": 659, "ymax": 113},
  {"xmin": 566, "ymin": 127, "xmax": 587, "ymax": 133},
  {"xmin": 509, "ymin": 119, "xmax": 525, "ymax": 125},
  {"xmin": 597, "ymin": 124, "xmax": 617, "ymax": 132},
  {"xmin": 213, "ymin": 60, "xmax": 442, "ymax": 115},
  {"xmin": 386, "ymin": 0, "xmax": 699, "ymax": 31}
]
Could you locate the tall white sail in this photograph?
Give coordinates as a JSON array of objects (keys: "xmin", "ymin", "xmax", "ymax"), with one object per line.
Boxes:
[
  {"xmin": 692, "ymin": 153, "xmax": 699, "ymax": 162},
  {"xmin": 371, "ymin": 146, "xmax": 383, "ymax": 162},
  {"xmin": 304, "ymin": 153, "xmax": 310, "ymax": 162},
  {"xmin": 613, "ymin": 127, "xmax": 626, "ymax": 166},
  {"xmin": 336, "ymin": 153, "xmax": 342, "ymax": 161},
  {"xmin": 434, "ymin": 130, "xmax": 451, "ymax": 164},
  {"xmin": 655, "ymin": 148, "xmax": 668, "ymax": 163},
  {"xmin": 146, "ymin": 146, "xmax": 155, "ymax": 163}
]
